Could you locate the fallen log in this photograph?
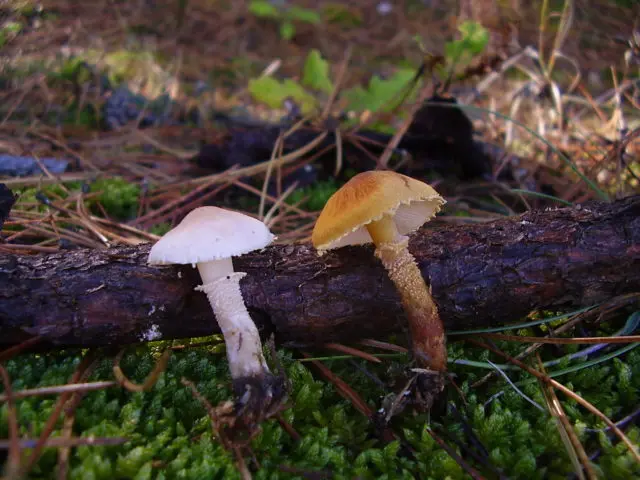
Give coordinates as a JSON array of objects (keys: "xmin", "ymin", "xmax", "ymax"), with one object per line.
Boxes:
[{"xmin": 1, "ymin": 195, "xmax": 639, "ymax": 350}]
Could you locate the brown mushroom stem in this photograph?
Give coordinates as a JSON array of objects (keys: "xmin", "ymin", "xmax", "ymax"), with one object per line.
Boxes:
[{"xmin": 366, "ymin": 215, "xmax": 447, "ymax": 372}]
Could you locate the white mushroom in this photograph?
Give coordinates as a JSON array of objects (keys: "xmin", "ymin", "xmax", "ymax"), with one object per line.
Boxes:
[{"xmin": 147, "ymin": 206, "xmax": 275, "ymax": 384}]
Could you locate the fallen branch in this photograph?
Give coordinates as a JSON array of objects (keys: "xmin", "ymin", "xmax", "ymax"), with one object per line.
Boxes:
[{"xmin": 1, "ymin": 196, "xmax": 639, "ymax": 350}]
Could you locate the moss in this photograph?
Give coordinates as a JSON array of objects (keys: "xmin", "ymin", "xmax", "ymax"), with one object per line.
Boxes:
[
  {"xmin": 14, "ymin": 182, "xmax": 83, "ymax": 210},
  {"xmin": 149, "ymin": 222, "xmax": 173, "ymax": 237},
  {"xmin": 1, "ymin": 315, "xmax": 639, "ymax": 479},
  {"xmin": 88, "ymin": 177, "xmax": 141, "ymax": 220},
  {"xmin": 286, "ymin": 179, "xmax": 339, "ymax": 211},
  {"xmin": 11, "ymin": 177, "xmax": 139, "ymax": 223}
]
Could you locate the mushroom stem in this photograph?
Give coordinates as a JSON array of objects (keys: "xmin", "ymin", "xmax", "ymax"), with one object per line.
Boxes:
[
  {"xmin": 366, "ymin": 215, "xmax": 447, "ymax": 372},
  {"xmin": 196, "ymin": 269, "xmax": 271, "ymax": 381},
  {"xmin": 367, "ymin": 214, "xmax": 403, "ymax": 244},
  {"xmin": 196, "ymin": 257, "xmax": 234, "ymax": 285}
]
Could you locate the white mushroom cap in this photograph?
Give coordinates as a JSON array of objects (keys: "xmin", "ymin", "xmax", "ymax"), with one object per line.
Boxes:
[{"xmin": 147, "ymin": 206, "xmax": 275, "ymax": 265}]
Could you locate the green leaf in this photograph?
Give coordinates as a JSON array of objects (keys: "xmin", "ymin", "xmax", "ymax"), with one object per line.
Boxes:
[
  {"xmin": 287, "ymin": 6, "xmax": 321, "ymax": 24},
  {"xmin": 445, "ymin": 21, "xmax": 489, "ymax": 62},
  {"xmin": 302, "ymin": 49, "xmax": 333, "ymax": 93},
  {"xmin": 248, "ymin": 76, "xmax": 318, "ymax": 114},
  {"xmin": 343, "ymin": 68, "xmax": 418, "ymax": 114},
  {"xmin": 3, "ymin": 21, "xmax": 23, "ymax": 35},
  {"xmin": 0, "ymin": 20, "xmax": 22, "ymax": 47},
  {"xmin": 383, "ymin": 441, "xmax": 401, "ymax": 461},
  {"xmin": 458, "ymin": 20, "xmax": 489, "ymax": 55},
  {"xmin": 444, "ymin": 39, "xmax": 465, "ymax": 63},
  {"xmin": 248, "ymin": 0, "xmax": 279, "ymax": 18},
  {"xmin": 279, "ymin": 20, "xmax": 295, "ymax": 40}
]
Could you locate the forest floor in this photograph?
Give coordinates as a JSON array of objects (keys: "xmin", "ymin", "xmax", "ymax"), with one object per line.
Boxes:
[{"xmin": 1, "ymin": 1, "xmax": 639, "ymax": 479}]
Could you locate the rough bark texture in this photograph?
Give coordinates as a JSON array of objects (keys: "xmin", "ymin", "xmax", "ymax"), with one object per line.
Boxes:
[{"xmin": 1, "ymin": 196, "xmax": 639, "ymax": 350}]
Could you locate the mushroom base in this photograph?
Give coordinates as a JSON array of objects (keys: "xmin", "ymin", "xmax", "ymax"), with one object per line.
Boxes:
[
  {"xmin": 232, "ymin": 372, "xmax": 287, "ymax": 420},
  {"xmin": 375, "ymin": 369, "xmax": 446, "ymax": 427},
  {"xmin": 374, "ymin": 238, "xmax": 447, "ymax": 372},
  {"xmin": 209, "ymin": 373, "xmax": 288, "ymax": 444},
  {"xmin": 196, "ymin": 273, "xmax": 271, "ymax": 380}
]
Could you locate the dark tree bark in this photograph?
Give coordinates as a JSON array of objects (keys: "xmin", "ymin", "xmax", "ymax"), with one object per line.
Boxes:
[{"xmin": 1, "ymin": 196, "xmax": 639, "ymax": 350}]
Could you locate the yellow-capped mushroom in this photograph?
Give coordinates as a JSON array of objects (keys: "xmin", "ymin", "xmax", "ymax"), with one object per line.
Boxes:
[{"xmin": 312, "ymin": 170, "xmax": 447, "ymax": 372}]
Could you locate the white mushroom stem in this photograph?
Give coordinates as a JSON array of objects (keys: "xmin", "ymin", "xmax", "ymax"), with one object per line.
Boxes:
[
  {"xmin": 194, "ymin": 260, "xmax": 271, "ymax": 380},
  {"xmin": 196, "ymin": 257, "xmax": 234, "ymax": 285}
]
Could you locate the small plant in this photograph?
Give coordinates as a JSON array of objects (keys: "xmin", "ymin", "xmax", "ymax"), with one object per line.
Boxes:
[
  {"xmin": 249, "ymin": 48, "xmax": 420, "ymax": 133},
  {"xmin": 441, "ymin": 20, "xmax": 489, "ymax": 78},
  {"xmin": 48, "ymin": 57, "xmax": 95, "ymax": 85},
  {"xmin": 248, "ymin": 48, "xmax": 333, "ymax": 115},
  {"xmin": 302, "ymin": 49, "xmax": 334, "ymax": 94},
  {"xmin": 248, "ymin": 0, "xmax": 321, "ymax": 41},
  {"xmin": 89, "ymin": 177, "xmax": 140, "ymax": 220},
  {"xmin": 286, "ymin": 179, "xmax": 339, "ymax": 211},
  {"xmin": 342, "ymin": 68, "xmax": 419, "ymax": 127},
  {"xmin": 0, "ymin": 21, "xmax": 22, "ymax": 48},
  {"xmin": 341, "ymin": 21, "xmax": 489, "ymax": 123},
  {"xmin": 248, "ymin": 75, "xmax": 319, "ymax": 115},
  {"xmin": 15, "ymin": 182, "xmax": 82, "ymax": 212},
  {"xmin": 247, "ymin": 22, "xmax": 488, "ymax": 134}
]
